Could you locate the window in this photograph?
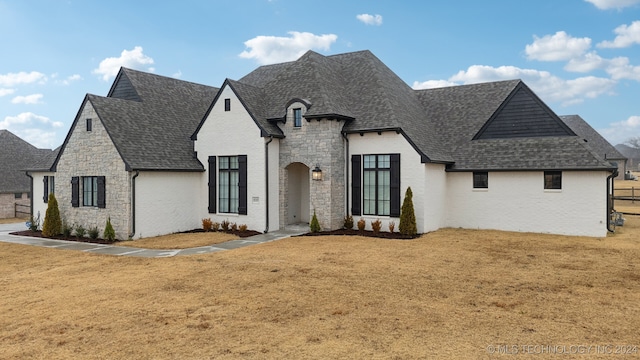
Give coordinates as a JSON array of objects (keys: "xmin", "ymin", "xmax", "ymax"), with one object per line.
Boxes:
[
  {"xmin": 72, "ymin": 176, "xmax": 105, "ymax": 208},
  {"xmin": 209, "ymin": 155, "xmax": 247, "ymax": 214},
  {"xmin": 83, "ymin": 176, "xmax": 98, "ymax": 206},
  {"xmin": 43, "ymin": 176, "xmax": 55, "ymax": 203},
  {"xmin": 86, "ymin": 118, "xmax": 92, "ymax": 131},
  {"xmin": 544, "ymin": 171, "xmax": 562, "ymax": 190},
  {"xmin": 15, "ymin": 193, "xmax": 22, "ymax": 199},
  {"xmin": 224, "ymin": 98, "xmax": 231, "ymax": 111},
  {"xmin": 219, "ymin": 156, "xmax": 239, "ymax": 213},
  {"xmin": 473, "ymin": 172, "xmax": 488, "ymax": 189},
  {"xmin": 293, "ymin": 108, "xmax": 302, "ymax": 127}
]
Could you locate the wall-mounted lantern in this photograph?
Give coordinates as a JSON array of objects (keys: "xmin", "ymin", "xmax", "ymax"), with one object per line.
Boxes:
[{"xmin": 312, "ymin": 165, "xmax": 322, "ymax": 181}]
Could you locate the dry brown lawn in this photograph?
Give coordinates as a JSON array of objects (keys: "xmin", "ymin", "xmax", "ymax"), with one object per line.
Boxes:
[
  {"xmin": 118, "ymin": 231, "xmax": 240, "ymax": 249},
  {"xmin": 2, "ymin": 217, "xmax": 640, "ymax": 359},
  {"xmin": 0, "ymin": 217, "xmax": 27, "ymax": 225}
]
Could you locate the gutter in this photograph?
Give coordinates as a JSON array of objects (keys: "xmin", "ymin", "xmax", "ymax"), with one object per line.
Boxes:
[
  {"xmin": 129, "ymin": 171, "xmax": 140, "ymax": 238},
  {"xmin": 264, "ymin": 136, "xmax": 274, "ymax": 233}
]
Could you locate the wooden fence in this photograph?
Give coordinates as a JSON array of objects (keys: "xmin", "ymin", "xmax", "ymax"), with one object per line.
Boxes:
[
  {"xmin": 15, "ymin": 203, "xmax": 30, "ymax": 218},
  {"xmin": 613, "ymin": 187, "xmax": 638, "ymax": 203}
]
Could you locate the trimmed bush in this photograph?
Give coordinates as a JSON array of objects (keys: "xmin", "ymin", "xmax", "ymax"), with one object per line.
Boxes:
[
  {"xmin": 357, "ymin": 218, "xmax": 366, "ymax": 231},
  {"xmin": 399, "ymin": 187, "xmax": 417, "ymax": 236},
  {"xmin": 239, "ymin": 224, "xmax": 248, "ymax": 232},
  {"xmin": 343, "ymin": 215, "xmax": 354, "ymax": 229},
  {"xmin": 103, "ymin": 217, "xmax": 116, "ymax": 242},
  {"xmin": 202, "ymin": 218, "xmax": 213, "ymax": 231},
  {"xmin": 42, "ymin": 194, "xmax": 62, "ymax": 237},
  {"xmin": 388, "ymin": 220, "xmax": 396, "ymax": 233},
  {"xmin": 211, "ymin": 222, "xmax": 220, "ymax": 231},
  {"xmin": 221, "ymin": 220, "xmax": 230, "ymax": 232},
  {"xmin": 88, "ymin": 227, "xmax": 99, "ymax": 240},
  {"xmin": 62, "ymin": 220, "xmax": 73, "ymax": 238},
  {"xmin": 310, "ymin": 210, "xmax": 321, "ymax": 233},
  {"xmin": 75, "ymin": 225, "xmax": 86, "ymax": 238},
  {"xmin": 28, "ymin": 212, "xmax": 41, "ymax": 232},
  {"xmin": 371, "ymin": 219, "xmax": 382, "ymax": 233},
  {"xmin": 230, "ymin": 223, "xmax": 238, "ymax": 231}
]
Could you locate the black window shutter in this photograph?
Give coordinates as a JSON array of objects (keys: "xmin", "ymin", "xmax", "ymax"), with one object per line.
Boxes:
[
  {"xmin": 43, "ymin": 176, "xmax": 49, "ymax": 203},
  {"xmin": 97, "ymin": 176, "xmax": 106, "ymax": 208},
  {"xmin": 238, "ymin": 155, "xmax": 248, "ymax": 215},
  {"xmin": 71, "ymin": 177, "xmax": 79, "ymax": 207},
  {"xmin": 390, "ymin": 154, "xmax": 401, "ymax": 217},
  {"xmin": 208, "ymin": 156, "xmax": 216, "ymax": 213},
  {"xmin": 351, "ymin": 155, "xmax": 361, "ymax": 216}
]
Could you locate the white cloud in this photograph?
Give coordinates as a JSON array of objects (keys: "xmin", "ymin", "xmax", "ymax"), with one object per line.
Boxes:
[
  {"xmin": 0, "ymin": 112, "xmax": 63, "ymax": 129},
  {"xmin": 93, "ymin": 46, "xmax": 155, "ymax": 81},
  {"xmin": 412, "ymin": 79, "xmax": 458, "ymax": 89},
  {"xmin": 414, "ymin": 64, "xmax": 616, "ymax": 106},
  {"xmin": 598, "ymin": 115, "xmax": 640, "ymax": 145},
  {"xmin": 598, "ymin": 21, "xmax": 640, "ymax": 48},
  {"xmin": 525, "ymin": 31, "xmax": 592, "ymax": 61},
  {"xmin": 15, "ymin": 128, "xmax": 59, "ymax": 149},
  {"xmin": 564, "ymin": 52, "xmax": 607, "ymax": 72},
  {"xmin": 239, "ymin": 31, "xmax": 338, "ymax": 65},
  {"xmin": 172, "ymin": 70, "xmax": 182, "ymax": 79},
  {"xmin": 11, "ymin": 93, "xmax": 43, "ymax": 104},
  {"xmin": 0, "ymin": 71, "xmax": 46, "ymax": 87},
  {"xmin": 584, "ymin": 0, "xmax": 640, "ymax": 9},
  {"xmin": 605, "ymin": 56, "xmax": 640, "ymax": 81},
  {"xmin": 0, "ymin": 88, "xmax": 15, "ymax": 97},
  {"xmin": 356, "ymin": 14, "xmax": 383, "ymax": 26}
]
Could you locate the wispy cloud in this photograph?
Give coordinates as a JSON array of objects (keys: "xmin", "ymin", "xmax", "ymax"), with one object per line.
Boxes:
[
  {"xmin": 0, "ymin": 88, "xmax": 15, "ymax": 97},
  {"xmin": 598, "ymin": 20, "xmax": 640, "ymax": 48},
  {"xmin": 525, "ymin": 31, "xmax": 591, "ymax": 61},
  {"xmin": 584, "ymin": 0, "xmax": 640, "ymax": 9},
  {"xmin": 356, "ymin": 14, "xmax": 383, "ymax": 26},
  {"xmin": 598, "ymin": 115, "xmax": 640, "ymax": 145},
  {"xmin": 11, "ymin": 93, "xmax": 43, "ymax": 104},
  {"xmin": 93, "ymin": 46, "xmax": 155, "ymax": 81},
  {"xmin": 0, "ymin": 71, "xmax": 46, "ymax": 87},
  {"xmin": 239, "ymin": 31, "xmax": 337, "ymax": 65}
]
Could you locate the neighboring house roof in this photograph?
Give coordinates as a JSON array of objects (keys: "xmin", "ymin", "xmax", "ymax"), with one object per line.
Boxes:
[
  {"xmin": 560, "ymin": 115, "xmax": 626, "ymax": 161},
  {"xmin": 0, "ymin": 130, "xmax": 55, "ymax": 192},
  {"xmin": 53, "ymin": 68, "xmax": 219, "ymax": 171},
  {"xmin": 615, "ymin": 144, "xmax": 640, "ymax": 168}
]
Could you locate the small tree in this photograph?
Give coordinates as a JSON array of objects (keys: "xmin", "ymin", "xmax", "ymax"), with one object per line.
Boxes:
[
  {"xmin": 42, "ymin": 194, "xmax": 62, "ymax": 237},
  {"xmin": 310, "ymin": 210, "xmax": 321, "ymax": 233},
  {"xmin": 399, "ymin": 187, "xmax": 417, "ymax": 236},
  {"xmin": 103, "ymin": 217, "xmax": 116, "ymax": 242}
]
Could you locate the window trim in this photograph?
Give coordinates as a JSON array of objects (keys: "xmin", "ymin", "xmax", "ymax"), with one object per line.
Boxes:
[
  {"xmin": 473, "ymin": 171, "xmax": 488, "ymax": 189},
  {"xmin": 544, "ymin": 171, "xmax": 562, "ymax": 190}
]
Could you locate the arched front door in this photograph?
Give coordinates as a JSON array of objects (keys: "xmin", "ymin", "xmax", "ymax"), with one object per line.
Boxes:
[{"xmin": 286, "ymin": 162, "xmax": 310, "ymax": 225}]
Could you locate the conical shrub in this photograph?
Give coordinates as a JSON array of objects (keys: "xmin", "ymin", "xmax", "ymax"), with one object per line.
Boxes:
[
  {"xmin": 310, "ymin": 210, "xmax": 321, "ymax": 233},
  {"xmin": 42, "ymin": 193, "xmax": 62, "ymax": 237},
  {"xmin": 399, "ymin": 187, "xmax": 417, "ymax": 236}
]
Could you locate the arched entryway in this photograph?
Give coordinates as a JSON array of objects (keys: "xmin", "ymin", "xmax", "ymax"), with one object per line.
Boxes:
[{"xmin": 286, "ymin": 162, "xmax": 310, "ymax": 225}]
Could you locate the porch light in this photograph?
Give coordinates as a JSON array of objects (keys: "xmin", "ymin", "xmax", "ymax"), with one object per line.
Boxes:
[{"xmin": 312, "ymin": 165, "xmax": 323, "ymax": 181}]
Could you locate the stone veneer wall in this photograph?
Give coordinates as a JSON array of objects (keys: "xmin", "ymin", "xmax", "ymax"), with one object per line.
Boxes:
[
  {"xmin": 278, "ymin": 103, "xmax": 346, "ymax": 230},
  {"xmin": 0, "ymin": 193, "xmax": 30, "ymax": 219},
  {"xmin": 55, "ymin": 102, "xmax": 131, "ymax": 239}
]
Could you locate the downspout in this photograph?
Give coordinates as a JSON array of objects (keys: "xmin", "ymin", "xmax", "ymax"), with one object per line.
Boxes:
[
  {"xmin": 342, "ymin": 132, "xmax": 349, "ymax": 216},
  {"xmin": 129, "ymin": 171, "xmax": 139, "ymax": 239},
  {"xmin": 606, "ymin": 167, "xmax": 618, "ymax": 233},
  {"xmin": 264, "ymin": 136, "xmax": 274, "ymax": 233},
  {"xmin": 25, "ymin": 172, "xmax": 33, "ymax": 218}
]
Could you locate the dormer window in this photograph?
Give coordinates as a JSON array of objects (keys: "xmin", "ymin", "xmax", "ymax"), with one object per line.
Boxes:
[
  {"xmin": 86, "ymin": 118, "xmax": 92, "ymax": 132},
  {"xmin": 293, "ymin": 108, "xmax": 302, "ymax": 127}
]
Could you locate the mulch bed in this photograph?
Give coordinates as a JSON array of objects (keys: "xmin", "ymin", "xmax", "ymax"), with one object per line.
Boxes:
[
  {"xmin": 298, "ymin": 228, "xmax": 418, "ymax": 239},
  {"xmin": 178, "ymin": 228, "xmax": 262, "ymax": 238}
]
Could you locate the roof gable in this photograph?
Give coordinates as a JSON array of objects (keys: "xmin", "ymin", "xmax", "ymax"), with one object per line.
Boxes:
[
  {"xmin": 474, "ymin": 83, "xmax": 575, "ymax": 140},
  {"xmin": 0, "ymin": 130, "xmax": 54, "ymax": 192},
  {"xmin": 107, "ymin": 70, "xmax": 141, "ymax": 101}
]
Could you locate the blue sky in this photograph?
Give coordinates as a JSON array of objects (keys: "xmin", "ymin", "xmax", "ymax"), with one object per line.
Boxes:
[{"xmin": 1, "ymin": 0, "xmax": 639, "ymax": 149}]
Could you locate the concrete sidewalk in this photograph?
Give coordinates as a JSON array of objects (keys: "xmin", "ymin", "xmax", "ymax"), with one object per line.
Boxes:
[{"xmin": 0, "ymin": 222, "xmax": 308, "ymax": 258}]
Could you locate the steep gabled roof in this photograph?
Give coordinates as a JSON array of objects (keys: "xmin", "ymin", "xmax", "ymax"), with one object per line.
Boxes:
[
  {"xmin": 55, "ymin": 68, "xmax": 219, "ymax": 171},
  {"xmin": 560, "ymin": 115, "xmax": 626, "ymax": 161},
  {"xmin": 0, "ymin": 130, "xmax": 55, "ymax": 192}
]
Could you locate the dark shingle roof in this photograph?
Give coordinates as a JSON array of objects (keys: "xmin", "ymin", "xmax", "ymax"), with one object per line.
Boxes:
[
  {"xmin": 0, "ymin": 130, "xmax": 55, "ymax": 192},
  {"xmin": 57, "ymin": 68, "xmax": 219, "ymax": 171},
  {"xmin": 560, "ymin": 115, "xmax": 626, "ymax": 161}
]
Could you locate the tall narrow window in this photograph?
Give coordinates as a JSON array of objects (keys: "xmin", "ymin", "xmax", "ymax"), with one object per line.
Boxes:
[
  {"xmin": 224, "ymin": 98, "xmax": 231, "ymax": 111},
  {"xmin": 473, "ymin": 172, "xmax": 488, "ymax": 189},
  {"xmin": 43, "ymin": 176, "xmax": 55, "ymax": 203},
  {"xmin": 83, "ymin": 176, "xmax": 98, "ymax": 206},
  {"xmin": 86, "ymin": 118, "xmax": 92, "ymax": 131},
  {"xmin": 293, "ymin": 108, "xmax": 302, "ymax": 128},
  {"xmin": 363, "ymin": 155, "xmax": 391, "ymax": 216},
  {"xmin": 219, "ymin": 156, "xmax": 239, "ymax": 213},
  {"xmin": 544, "ymin": 171, "xmax": 562, "ymax": 190}
]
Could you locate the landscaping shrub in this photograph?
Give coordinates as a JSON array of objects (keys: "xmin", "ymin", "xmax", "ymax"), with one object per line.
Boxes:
[
  {"xmin": 42, "ymin": 194, "xmax": 62, "ymax": 237},
  {"xmin": 103, "ymin": 217, "xmax": 116, "ymax": 242},
  {"xmin": 211, "ymin": 222, "xmax": 220, "ymax": 231},
  {"xmin": 239, "ymin": 224, "xmax": 248, "ymax": 232},
  {"xmin": 28, "ymin": 212, "xmax": 41, "ymax": 232},
  {"xmin": 202, "ymin": 218, "xmax": 213, "ymax": 232},
  {"xmin": 399, "ymin": 187, "xmax": 417, "ymax": 236},
  {"xmin": 62, "ymin": 220, "xmax": 73, "ymax": 238},
  {"xmin": 388, "ymin": 220, "xmax": 395, "ymax": 233},
  {"xmin": 310, "ymin": 210, "xmax": 321, "ymax": 233},
  {"xmin": 371, "ymin": 219, "xmax": 382, "ymax": 233},
  {"xmin": 357, "ymin": 218, "xmax": 366, "ymax": 231},
  {"xmin": 230, "ymin": 223, "xmax": 238, "ymax": 231},
  {"xmin": 88, "ymin": 227, "xmax": 99, "ymax": 240},
  {"xmin": 75, "ymin": 225, "xmax": 86, "ymax": 238},
  {"xmin": 343, "ymin": 215, "xmax": 354, "ymax": 229},
  {"xmin": 221, "ymin": 220, "xmax": 230, "ymax": 231}
]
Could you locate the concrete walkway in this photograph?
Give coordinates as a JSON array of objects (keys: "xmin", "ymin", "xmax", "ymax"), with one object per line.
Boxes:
[{"xmin": 0, "ymin": 222, "xmax": 308, "ymax": 258}]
